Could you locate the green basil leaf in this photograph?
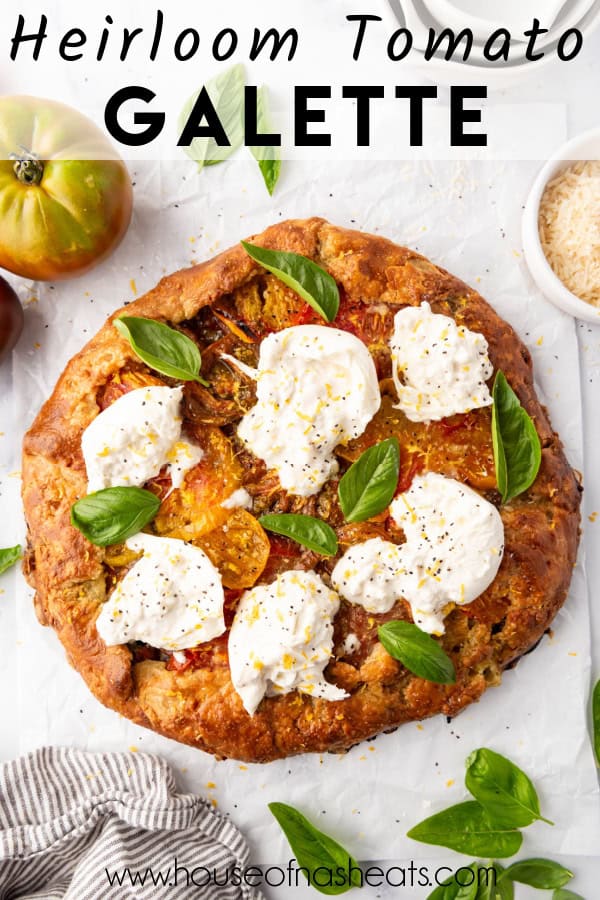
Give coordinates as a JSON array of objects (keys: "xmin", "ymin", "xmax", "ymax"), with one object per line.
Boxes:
[
  {"xmin": 115, "ymin": 317, "xmax": 208, "ymax": 385},
  {"xmin": 259, "ymin": 514, "xmax": 337, "ymax": 556},
  {"xmin": 241, "ymin": 241, "xmax": 339, "ymax": 322},
  {"xmin": 71, "ymin": 487, "xmax": 160, "ymax": 547},
  {"xmin": 491, "ymin": 371, "xmax": 541, "ymax": 504},
  {"xmin": 427, "ymin": 879, "xmax": 459, "ymax": 900},
  {"xmin": 269, "ymin": 802, "xmax": 361, "ymax": 895},
  {"xmin": 338, "ymin": 437, "xmax": 400, "ymax": 523},
  {"xmin": 249, "ymin": 86, "xmax": 281, "ymax": 196},
  {"xmin": 553, "ymin": 889, "xmax": 586, "ymax": 900},
  {"xmin": 378, "ymin": 620, "xmax": 456, "ymax": 685},
  {"xmin": 465, "ymin": 747, "xmax": 553, "ymax": 828},
  {"xmin": 407, "ymin": 801, "xmax": 523, "ymax": 858},
  {"xmin": 0, "ymin": 545, "xmax": 21, "ymax": 575},
  {"xmin": 592, "ymin": 677, "xmax": 600, "ymax": 766},
  {"xmin": 455, "ymin": 864, "xmax": 481, "ymax": 900},
  {"xmin": 490, "ymin": 864, "xmax": 514, "ymax": 900},
  {"xmin": 428, "ymin": 864, "xmax": 508, "ymax": 900},
  {"xmin": 179, "ymin": 63, "xmax": 245, "ymax": 170},
  {"xmin": 501, "ymin": 858, "xmax": 573, "ymax": 890}
]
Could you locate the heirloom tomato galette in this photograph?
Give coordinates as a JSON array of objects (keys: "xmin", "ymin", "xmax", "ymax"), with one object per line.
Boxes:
[{"xmin": 22, "ymin": 218, "xmax": 581, "ymax": 762}]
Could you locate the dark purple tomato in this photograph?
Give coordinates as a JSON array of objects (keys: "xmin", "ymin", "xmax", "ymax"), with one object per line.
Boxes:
[{"xmin": 0, "ymin": 276, "xmax": 24, "ymax": 362}]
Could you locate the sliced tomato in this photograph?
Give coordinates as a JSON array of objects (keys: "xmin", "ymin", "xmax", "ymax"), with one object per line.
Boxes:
[
  {"xmin": 196, "ymin": 508, "xmax": 270, "ymax": 589},
  {"xmin": 97, "ymin": 368, "xmax": 165, "ymax": 411},
  {"xmin": 165, "ymin": 635, "xmax": 229, "ymax": 672},
  {"xmin": 290, "ymin": 302, "xmax": 323, "ymax": 327},
  {"xmin": 267, "ymin": 534, "xmax": 303, "ymax": 557},
  {"xmin": 165, "ymin": 589, "xmax": 243, "ymax": 673},
  {"xmin": 154, "ymin": 426, "xmax": 243, "ymax": 540},
  {"xmin": 144, "ymin": 466, "xmax": 173, "ymax": 502},
  {"xmin": 436, "ymin": 412, "xmax": 476, "ymax": 434},
  {"xmin": 397, "ymin": 454, "xmax": 425, "ymax": 494},
  {"xmin": 212, "ymin": 308, "xmax": 258, "ymax": 343},
  {"xmin": 333, "ymin": 292, "xmax": 360, "ymax": 336}
]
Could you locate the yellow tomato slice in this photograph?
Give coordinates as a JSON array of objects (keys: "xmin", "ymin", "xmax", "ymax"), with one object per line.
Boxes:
[
  {"xmin": 154, "ymin": 426, "xmax": 243, "ymax": 540},
  {"xmin": 196, "ymin": 508, "xmax": 270, "ymax": 589}
]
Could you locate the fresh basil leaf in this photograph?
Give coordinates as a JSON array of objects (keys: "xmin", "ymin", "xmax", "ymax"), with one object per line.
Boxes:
[
  {"xmin": 0, "ymin": 545, "xmax": 21, "ymax": 575},
  {"xmin": 115, "ymin": 316, "xmax": 208, "ymax": 385},
  {"xmin": 268, "ymin": 802, "xmax": 362, "ymax": 895},
  {"xmin": 249, "ymin": 86, "xmax": 281, "ymax": 196},
  {"xmin": 592, "ymin": 677, "xmax": 600, "ymax": 766},
  {"xmin": 427, "ymin": 879, "xmax": 459, "ymax": 900},
  {"xmin": 259, "ymin": 514, "xmax": 337, "ymax": 556},
  {"xmin": 489, "ymin": 864, "xmax": 514, "ymax": 900},
  {"xmin": 428, "ymin": 863, "xmax": 508, "ymax": 900},
  {"xmin": 454, "ymin": 864, "xmax": 481, "ymax": 900},
  {"xmin": 491, "ymin": 371, "xmax": 541, "ymax": 504},
  {"xmin": 338, "ymin": 438, "xmax": 400, "ymax": 523},
  {"xmin": 241, "ymin": 241, "xmax": 339, "ymax": 322},
  {"xmin": 256, "ymin": 151, "xmax": 281, "ymax": 198},
  {"xmin": 501, "ymin": 858, "xmax": 573, "ymax": 890},
  {"xmin": 71, "ymin": 487, "xmax": 160, "ymax": 547},
  {"xmin": 378, "ymin": 620, "xmax": 456, "ymax": 684},
  {"xmin": 465, "ymin": 748, "xmax": 553, "ymax": 828},
  {"xmin": 553, "ymin": 890, "xmax": 585, "ymax": 900},
  {"xmin": 407, "ymin": 801, "xmax": 522, "ymax": 858},
  {"xmin": 179, "ymin": 63, "xmax": 245, "ymax": 170}
]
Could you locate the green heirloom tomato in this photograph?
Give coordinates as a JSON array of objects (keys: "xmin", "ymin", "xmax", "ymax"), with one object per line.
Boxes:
[{"xmin": 0, "ymin": 95, "xmax": 133, "ymax": 281}]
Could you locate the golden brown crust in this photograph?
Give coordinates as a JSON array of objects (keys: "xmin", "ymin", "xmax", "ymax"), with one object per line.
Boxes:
[{"xmin": 22, "ymin": 218, "xmax": 581, "ymax": 761}]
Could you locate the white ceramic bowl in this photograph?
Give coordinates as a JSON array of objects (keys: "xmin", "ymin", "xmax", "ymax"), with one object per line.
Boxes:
[
  {"xmin": 386, "ymin": 0, "xmax": 600, "ymax": 87},
  {"xmin": 424, "ymin": 0, "xmax": 575, "ymax": 44},
  {"xmin": 522, "ymin": 128, "xmax": 600, "ymax": 325}
]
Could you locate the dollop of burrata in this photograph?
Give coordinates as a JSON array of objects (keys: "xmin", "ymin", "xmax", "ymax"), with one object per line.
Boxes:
[
  {"xmin": 236, "ymin": 325, "xmax": 380, "ymax": 497},
  {"xmin": 82, "ymin": 386, "xmax": 202, "ymax": 492},
  {"xmin": 333, "ymin": 472, "xmax": 504, "ymax": 635},
  {"xmin": 228, "ymin": 569, "xmax": 347, "ymax": 715},
  {"xmin": 390, "ymin": 301, "xmax": 493, "ymax": 423},
  {"xmin": 96, "ymin": 533, "xmax": 225, "ymax": 651}
]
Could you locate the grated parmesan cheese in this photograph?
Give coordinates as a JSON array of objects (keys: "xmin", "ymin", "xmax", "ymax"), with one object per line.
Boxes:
[{"xmin": 538, "ymin": 161, "xmax": 600, "ymax": 307}]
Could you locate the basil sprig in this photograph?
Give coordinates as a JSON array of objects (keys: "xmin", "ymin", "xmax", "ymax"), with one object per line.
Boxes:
[
  {"xmin": 115, "ymin": 316, "xmax": 208, "ymax": 385},
  {"xmin": 553, "ymin": 890, "xmax": 585, "ymax": 900},
  {"xmin": 338, "ymin": 437, "xmax": 400, "ymax": 523},
  {"xmin": 0, "ymin": 545, "xmax": 21, "ymax": 575},
  {"xmin": 179, "ymin": 63, "xmax": 245, "ymax": 170},
  {"xmin": 427, "ymin": 862, "xmax": 511, "ymax": 900},
  {"xmin": 491, "ymin": 371, "xmax": 541, "ymax": 504},
  {"xmin": 71, "ymin": 487, "xmax": 160, "ymax": 547},
  {"xmin": 492, "ymin": 866, "xmax": 515, "ymax": 900},
  {"xmin": 500, "ymin": 859, "xmax": 573, "ymax": 890},
  {"xmin": 378, "ymin": 620, "xmax": 456, "ymax": 685},
  {"xmin": 489, "ymin": 866, "xmax": 515, "ymax": 900},
  {"xmin": 241, "ymin": 241, "xmax": 339, "ymax": 322},
  {"xmin": 259, "ymin": 513, "xmax": 338, "ymax": 556},
  {"xmin": 268, "ymin": 802, "xmax": 361, "ymax": 895},
  {"xmin": 465, "ymin": 748, "xmax": 553, "ymax": 828},
  {"xmin": 409, "ymin": 748, "xmax": 554, "ymax": 859},
  {"xmin": 408, "ymin": 801, "xmax": 522, "ymax": 859},
  {"xmin": 592, "ymin": 677, "xmax": 600, "ymax": 766},
  {"xmin": 249, "ymin": 86, "xmax": 281, "ymax": 196}
]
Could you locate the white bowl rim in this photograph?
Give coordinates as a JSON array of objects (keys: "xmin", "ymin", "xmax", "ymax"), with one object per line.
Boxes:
[
  {"xmin": 424, "ymin": 0, "xmax": 592, "ymax": 47},
  {"xmin": 424, "ymin": 0, "xmax": 595, "ymax": 47},
  {"xmin": 385, "ymin": 0, "xmax": 600, "ymax": 87},
  {"xmin": 522, "ymin": 127, "xmax": 600, "ymax": 325}
]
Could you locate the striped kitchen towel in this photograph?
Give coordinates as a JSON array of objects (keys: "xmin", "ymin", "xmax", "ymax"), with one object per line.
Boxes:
[{"xmin": 0, "ymin": 746, "xmax": 265, "ymax": 900}]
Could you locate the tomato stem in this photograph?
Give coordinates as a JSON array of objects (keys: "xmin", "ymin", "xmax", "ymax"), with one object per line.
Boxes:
[{"xmin": 10, "ymin": 148, "xmax": 44, "ymax": 186}]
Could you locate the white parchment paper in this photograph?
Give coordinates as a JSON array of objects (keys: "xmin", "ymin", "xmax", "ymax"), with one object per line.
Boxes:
[{"xmin": 2, "ymin": 157, "xmax": 599, "ymax": 876}]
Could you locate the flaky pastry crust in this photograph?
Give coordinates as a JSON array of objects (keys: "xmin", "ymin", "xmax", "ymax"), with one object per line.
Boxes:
[{"xmin": 22, "ymin": 218, "xmax": 581, "ymax": 762}]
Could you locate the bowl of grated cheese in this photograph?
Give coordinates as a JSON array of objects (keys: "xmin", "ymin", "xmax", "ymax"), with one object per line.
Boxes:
[{"xmin": 522, "ymin": 128, "xmax": 600, "ymax": 324}]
